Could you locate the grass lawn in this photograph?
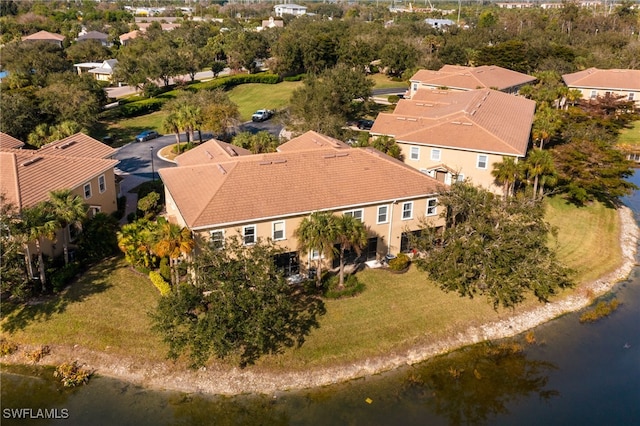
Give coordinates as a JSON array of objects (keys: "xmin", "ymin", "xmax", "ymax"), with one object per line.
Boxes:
[
  {"xmin": 369, "ymin": 73, "xmax": 410, "ymax": 90},
  {"xmin": 618, "ymin": 120, "xmax": 640, "ymax": 147},
  {"xmin": 101, "ymin": 111, "xmax": 168, "ymax": 148},
  {"xmin": 0, "ymin": 198, "xmax": 625, "ymax": 371},
  {"xmin": 227, "ymin": 81, "xmax": 302, "ymax": 121}
]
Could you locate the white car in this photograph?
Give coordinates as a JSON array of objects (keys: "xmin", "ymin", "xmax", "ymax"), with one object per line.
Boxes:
[{"xmin": 251, "ymin": 109, "xmax": 273, "ymax": 122}]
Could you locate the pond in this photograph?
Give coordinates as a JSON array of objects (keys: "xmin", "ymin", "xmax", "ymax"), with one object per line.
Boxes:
[{"xmin": 3, "ymin": 172, "xmax": 640, "ymax": 426}]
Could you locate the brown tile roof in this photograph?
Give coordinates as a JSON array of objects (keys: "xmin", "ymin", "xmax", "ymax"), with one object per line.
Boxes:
[
  {"xmin": 119, "ymin": 30, "xmax": 140, "ymax": 43},
  {"xmin": 160, "ymin": 132, "xmax": 443, "ymax": 229},
  {"xmin": 175, "ymin": 139, "xmax": 252, "ymax": 166},
  {"xmin": 562, "ymin": 68, "xmax": 640, "ymax": 91},
  {"xmin": 21, "ymin": 30, "xmax": 65, "ymax": 42},
  {"xmin": 277, "ymin": 130, "xmax": 350, "ymax": 152},
  {"xmin": 0, "ymin": 149, "xmax": 118, "ymax": 210},
  {"xmin": 410, "ymin": 65, "xmax": 536, "ymax": 92},
  {"xmin": 0, "ymin": 132, "xmax": 25, "ymax": 149},
  {"xmin": 370, "ymin": 89, "xmax": 535, "ymax": 156},
  {"xmin": 37, "ymin": 133, "xmax": 117, "ymax": 159}
]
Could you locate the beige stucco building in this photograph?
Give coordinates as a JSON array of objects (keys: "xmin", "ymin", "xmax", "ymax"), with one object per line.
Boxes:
[
  {"xmin": 562, "ymin": 68, "xmax": 640, "ymax": 107},
  {"xmin": 371, "ymin": 89, "xmax": 536, "ymax": 194},
  {"xmin": 160, "ymin": 132, "xmax": 446, "ymax": 275}
]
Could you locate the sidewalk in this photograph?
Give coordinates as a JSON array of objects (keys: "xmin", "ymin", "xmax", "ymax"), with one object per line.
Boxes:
[{"xmin": 117, "ymin": 173, "xmax": 151, "ymax": 226}]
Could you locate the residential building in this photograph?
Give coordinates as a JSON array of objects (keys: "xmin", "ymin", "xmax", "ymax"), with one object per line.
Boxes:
[
  {"xmin": 0, "ymin": 132, "xmax": 25, "ymax": 149},
  {"xmin": 258, "ymin": 17, "xmax": 284, "ymax": 31},
  {"xmin": 562, "ymin": 68, "xmax": 640, "ymax": 107},
  {"xmin": 21, "ymin": 30, "xmax": 65, "ymax": 47},
  {"xmin": 159, "ymin": 132, "xmax": 445, "ymax": 275},
  {"xmin": 77, "ymin": 30, "xmax": 110, "ymax": 46},
  {"xmin": 407, "ymin": 65, "xmax": 537, "ymax": 97},
  {"xmin": 0, "ymin": 133, "xmax": 119, "ymax": 266},
  {"xmin": 274, "ymin": 3, "xmax": 307, "ymax": 17},
  {"xmin": 370, "ymin": 89, "xmax": 536, "ymax": 194}
]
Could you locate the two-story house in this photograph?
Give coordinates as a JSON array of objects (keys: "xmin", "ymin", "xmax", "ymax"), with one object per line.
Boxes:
[
  {"xmin": 407, "ymin": 65, "xmax": 537, "ymax": 98},
  {"xmin": 562, "ymin": 68, "xmax": 640, "ymax": 107},
  {"xmin": 0, "ymin": 132, "xmax": 119, "ymax": 267},
  {"xmin": 159, "ymin": 131, "xmax": 446, "ymax": 276},
  {"xmin": 370, "ymin": 89, "xmax": 536, "ymax": 194}
]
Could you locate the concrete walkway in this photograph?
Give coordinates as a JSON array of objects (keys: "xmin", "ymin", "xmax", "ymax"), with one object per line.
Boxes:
[{"xmin": 117, "ymin": 173, "xmax": 151, "ymax": 226}]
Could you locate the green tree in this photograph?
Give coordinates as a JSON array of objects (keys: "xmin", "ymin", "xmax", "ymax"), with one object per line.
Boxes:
[
  {"xmin": 491, "ymin": 157, "xmax": 521, "ymax": 199},
  {"xmin": 47, "ymin": 189, "xmax": 87, "ymax": 265},
  {"xmin": 150, "ymin": 235, "xmax": 325, "ymax": 368},
  {"xmin": 379, "ymin": 40, "xmax": 420, "ymax": 78},
  {"xmin": 152, "ymin": 217, "xmax": 194, "ymax": 286},
  {"xmin": 352, "ymin": 135, "xmax": 403, "ymax": 160},
  {"xmin": 524, "ymin": 148, "xmax": 556, "ymax": 199},
  {"xmin": 0, "ymin": 195, "xmax": 31, "ymax": 301},
  {"xmin": 231, "ymin": 131, "xmax": 279, "ymax": 154},
  {"xmin": 294, "ymin": 211, "xmax": 338, "ymax": 285},
  {"xmin": 76, "ymin": 213, "xmax": 119, "ymax": 263},
  {"xmin": 117, "ymin": 220, "xmax": 155, "ymax": 269},
  {"xmin": 21, "ymin": 203, "xmax": 58, "ymax": 289},
  {"xmin": 334, "ymin": 214, "xmax": 368, "ymax": 289},
  {"xmin": 0, "ymin": 40, "xmax": 70, "ymax": 88},
  {"xmin": 413, "ymin": 182, "xmax": 573, "ymax": 309}
]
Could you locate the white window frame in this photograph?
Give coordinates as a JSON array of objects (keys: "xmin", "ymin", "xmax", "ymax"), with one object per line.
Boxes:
[
  {"xmin": 412, "ymin": 83, "xmax": 418, "ymax": 92},
  {"xmin": 83, "ymin": 183, "xmax": 92, "ymax": 199},
  {"xmin": 456, "ymin": 173, "xmax": 465, "ymax": 182},
  {"xmin": 98, "ymin": 174, "xmax": 106, "ymax": 193},
  {"xmin": 377, "ymin": 205, "xmax": 388, "ymax": 224},
  {"xmin": 209, "ymin": 229, "xmax": 224, "ymax": 249},
  {"xmin": 310, "ymin": 249, "xmax": 324, "ymax": 260},
  {"xmin": 477, "ymin": 154, "xmax": 488, "ymax": 169},
  {"xmin": 629, "ymin": 92, "xmax": 635, "ymax": 101},
  {"xmin": 426, "ymin": 198, "xmax": 438, "ymax": 216},
  {"xmin": 344, "ymin": 209, "xmax": 364, "ymax": 221},
  {"xmin": 272, "ymin": 221, "xmax": 285, "ymax": 241},
  {"xmin": 590, "ymin": 90, "xmax": 597, "ymax": 99},
  {"xmin": 243, "ymin": 225, "xmax": 256, "ymax": 245},
  {"xmin": 410, "ymin": 146, "xmax": 420, "ymax": 161},
  {"xmin": 431, "ymin": 148, "xmax": 441, "ymax": 161},
  {"xmin": 401, "ymin": 201, "xmax": 413, "ymax": 220}
]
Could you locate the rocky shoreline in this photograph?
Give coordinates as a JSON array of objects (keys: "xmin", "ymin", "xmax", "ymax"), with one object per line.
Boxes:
[{"xmin": 3, "ymin": 207, "xmax": 638, "ymax": 396}]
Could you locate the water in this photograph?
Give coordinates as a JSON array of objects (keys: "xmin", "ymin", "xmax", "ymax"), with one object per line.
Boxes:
[{"xmin": 3, "ymin": 172, "xmax": 640, "ymax": 426}]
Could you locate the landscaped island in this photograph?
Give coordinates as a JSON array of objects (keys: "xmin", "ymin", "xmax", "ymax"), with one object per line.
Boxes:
[{"xmin": 1, "ymin": 200, "xmax": 637, "ymax": 395}]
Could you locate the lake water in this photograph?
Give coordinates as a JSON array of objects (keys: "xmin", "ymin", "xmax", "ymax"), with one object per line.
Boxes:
[{"xmin": 3, "ymin": 172, "xmax": 640, "ymax": 426}]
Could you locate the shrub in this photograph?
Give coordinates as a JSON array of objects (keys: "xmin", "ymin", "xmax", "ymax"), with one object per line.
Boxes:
[
  {"xmin": 24, "ymin": 345, "xmax": 51, "ymax": 363},
  {"xmin": 388, "ymin": 252, "xmax": 410, "ymax": 271},
  {"xmin": 324, "ymin": 274, "xmax": 365, "ymax": 299},
  {"xmin": 149, "ymin": 271, "xmax": 171, "ymax": 296},
  {"xmin": 283, "ymin": 73, "xmax": 306, "ymax": 82},
  {"xmin": 120, "ymin": 98, "xmax": 165, "ymax": 118},
  {"xmin": 54, "ymin": 361, "xmax": 91, "ymax": 387},
  {"xmin": 159, "ymin": 257, "xmax": 171, "ymax": 281},
  {"xmin": 189, "ymin": 73, "xmax": 280, "ymax": 91},
  {"xmin": 50, "ymin": 262, "xmax": 80, "ymax": 292},
  {"xmin": 580, "ymin": 299, "xmax": 620, "ymax": 323},
  {"xmin": 388, "ymin": 95, "xmax": 400, "ymax": 104},
  {"xmin": 0, "ymin": 338, "xmax": 18, "ymax": 356}
]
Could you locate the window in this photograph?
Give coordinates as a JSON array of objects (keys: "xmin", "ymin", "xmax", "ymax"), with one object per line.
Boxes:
[
  {"xmin": 83, "ymin": 183, "xmax": 92, "ymax": 199},
  {"xmin": 210, "ymin": 230, "xmax": 224, "ymax": 249},
  {"xmin": 88, "ymin": 206, "xmax": 101, "ymax": 217},
  {"xmin": 377, "ymin": 206, "xmax": 388, "ymax": 224},
  {"xmin": 410, "ymin": 146, "xmax": 420, "ymax": 161},
  {"xmin": 243, "ymin": 225, "xmax": 256, "ymax": 245},
  {"xmin": 98, "ymin": 175, "xmax": 106, "ymax": 193},
  {"xmin": 477, "ymin": 154, "xmax": 488, "ymax": 169},
  {"xmin": 272, "ymin": 221, "xmax": 285, "ymax": 241},
  {"xmin": 310, "ymin": 249, "xmax": 324, "ymax": 260},
  {"xmin": 412, "ymin": 83, "xmax": 418, "ymax": 92},
  {"xmin": 629, "ymin": 93, "xmax": 635, "ymax": 101},
  {"xmin": 344, "ymin": 209, "xmax": 363, "ymax": 221},
  {"xmin": 402, "ymin": 202, "xmax": 413, "ymax": 220},
  {"xmin": 431, "ymin": 148, "xmax": 441, "ymax": 161},
  {"xmin": 426, "ymin": 198, "xmax": 438, "ymax": 216},
  {"xmin": 456, "ymin": 173, "xmax": 465, "ymax": 182},
  {"xmin": 590, "ymin": 90, "xmax": 597, "ymax": 99}
]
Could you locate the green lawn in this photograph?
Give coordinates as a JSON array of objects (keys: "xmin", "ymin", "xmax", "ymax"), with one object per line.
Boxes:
[
  {"xmin": 100, "ymin": 110, "xmax": 168, "ymax": 147},
  {"xmin": 227, "ymin": 81, "xmax": 302, "ymax": 121},
  {"xmin": 618, "ymin": 120, "xmax": 640, "ymax": 147},
  {"xmin": 0, "ymin": 198, "xmax": 624, "ymax": 371},
  {"xmin": 369, "ymin": 73, "xmax": 410, "ymax": 90}
]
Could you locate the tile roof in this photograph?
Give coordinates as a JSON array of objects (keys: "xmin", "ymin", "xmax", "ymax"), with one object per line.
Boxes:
[
  {"xmin": 562, "ymin": 68, "xmax": 640, "ymax": 91},
  {"xmin": 175, "ymin": 139, "xmax": 252, "ymax": 166},
  {"xmin": 370, "ymin": 89, "xmax": 535, "ymax": 156},
  {"xmin": 0, "ymin": 149, "xmax": 118, "ymax": 210},
  {"xmin": 276, "ymin": 130, "xmax": 350, "ymax": 152},
  {"xmin": 77, "ymin": 31, "xmax": 109, "ymax": 41},
  {"xmin": 410, "ymin": 65, "xmax": 536, "ymax": 92},
  {"xmin": 119, "ymin": 30, "xmax": 140, "ymax": 42},
  {"xmin": 37, "ymin": 133, "xmax": 117, "ymax": 159},
  {"xmin": 160, "ymin": 131, "xmax": 443, "ymax": 229},
  {"xmin": 21, "ymin": 30, "xmax": 65, "ymax": 42},
  {"xmin": 0, "ymin": 132, "xmax": 25, "ymax": 149}
]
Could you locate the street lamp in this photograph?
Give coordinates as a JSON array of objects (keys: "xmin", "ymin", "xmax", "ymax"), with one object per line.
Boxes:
[{"xmin": 150, "ymin": 146, "xmax": 155, "ymax": 182}]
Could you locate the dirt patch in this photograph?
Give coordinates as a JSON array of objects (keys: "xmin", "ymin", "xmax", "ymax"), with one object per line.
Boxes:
[{"xmin": 3, "ymin": 207, "xmax": 638, "ymax": 396}]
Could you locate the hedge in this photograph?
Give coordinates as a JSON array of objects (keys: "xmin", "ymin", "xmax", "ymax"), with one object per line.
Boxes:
[
  {"xmin": 149, "ymin": 271, "xmax": 171, "ymax": 296},
  {"xmin": 189, "ymin": 73, "xmax": 280, "ymax": 92},
  {"xmin": 120, "ymin": 98, "xmax": 165, "ymax": 118}
]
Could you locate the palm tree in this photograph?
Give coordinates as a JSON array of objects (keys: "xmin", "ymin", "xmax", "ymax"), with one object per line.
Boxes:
[
  {"xmin": 47, "ymin": 189, "xmax": 87, "ymax": 265},
  {"xmin": 162, "ymin": 111, "xmax": 182, "ymax": 145},
  {"xmin": 21, "ymin": 203, "xmax": 58, "ymax": 290},
  {"xmin": 117, "ymin": 220, "xmax": 155, "ymax": 268},
  {"xmin": 524, "ymin": 148, "xmax": 555, "ymax": 199},
  {"xmin": 334, "ymin": 215, "xmax": 368, "ymax": 290},
  {"xmin": 532, "ymin": 105, "xmax": 561, "ymax": 149},
  {"xmin": 152, "ymin": 217, "xmax": 195, "ymax": 286},
  {"xmin": 294, "ymin": 211, "xmax": 338, "ymax": 286},
  {"xmin": 491, "ymin": 157, "xmax": 520, "ymax": 199}
]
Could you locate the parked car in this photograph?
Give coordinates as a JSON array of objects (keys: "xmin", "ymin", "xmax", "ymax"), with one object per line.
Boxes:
[
  {"xmin": 357, "ymin": 119, "xmax": 374, "ymax": 130},
  {"xmin": 251, "ymin": 109, "xmax": 273, "ymax": 122},
  {"xmin": 135, "ymin": 130, "xmax": 159, "ymax": 142}
]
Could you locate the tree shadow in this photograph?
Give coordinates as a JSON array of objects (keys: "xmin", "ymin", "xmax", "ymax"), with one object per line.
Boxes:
[{"xmin": 1, "ymin": 258, "xmax": 119, "ymax": 334}]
